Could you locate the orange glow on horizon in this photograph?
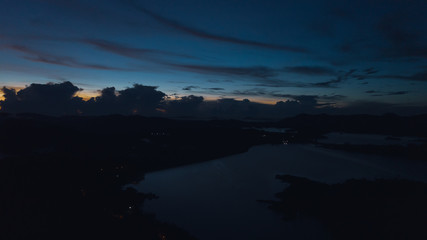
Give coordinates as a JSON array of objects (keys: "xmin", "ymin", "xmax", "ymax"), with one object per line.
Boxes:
[
  {"xmin": 0, "ymin": 86, "xmax": 25, "ymax": 101},
  {"xmin": 75, "ymin": 91, "xmax": 99, "ymax": 101},
  {"xmin": 156, "ymin": 108, "xmax": 167, "ymax": 113}
]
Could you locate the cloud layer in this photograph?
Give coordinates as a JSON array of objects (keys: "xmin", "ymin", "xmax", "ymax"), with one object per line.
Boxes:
[
  {"xmin": 126, "ymin": 1, "xmax": 309, "ymax": 53},
  {"xmin": 2, "ymin": 82, "xmax": 425, "ymax": 119}
]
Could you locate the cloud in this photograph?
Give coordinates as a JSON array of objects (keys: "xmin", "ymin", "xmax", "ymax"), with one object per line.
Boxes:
[
  {"xmin": 253, "ymin": 79, "xmax": 309, "ymax": 88},
  {"xmin": 232, "ymin": 90, "xmax": 345, "ymax": 105},
  {"xmin": 283, "ymin": 66, "xmax": 336, "ymax": 76},
  {"xmin": 311, "ymin": 69, "xmax": 358, "ymax": 88},
  {"xmin": 161, "ymin": 63, "xmax": 346, "ymax": 89},
  {"xmin": 163, "ymin": 95, "xmax": 204, "ymax": 116},
  {"xmin": 0, "ymin": 81, "xmax": 324, "ymax": 118},
  {"xmin": 101, "ymin": 84, "xmax": 166, "ymax": 115},
  {"xmin": 162, "ymin": 63, "xmax": 304, "ymax": 88},
  {"xmin": 166, "ymin": 63, "xmax": 280, "ymax": 79},
  {"xmin": 200, "ymin": 96, "xmax": 323, "ymax": 119},
  {"xmin": 82, "ymin": 39, "xmax": 197, "ymax": 61},
  {"xmin": 366, "ymin": 90, "xmax": 378, "ymax": 94},
  {"xmin": 180, "ymin": 86, "xmax": 224, "ymax": 95},
  {"xmin": 388, "ymin": 91, "xmax": 409, "ymax": 95},
  {"xmin": 126, "ymin": 1, "xmax": 309, "ymax": 53},
  {"xmin": 1, "ymin": 81, "xmax": 83, "ymax": 115},
  {"xmin": 365, "ymin": 90, "xmax": 409, "ymax": 97},
  {"xmin": 376, "ymin": 70, "xmax": 427, "ymax": 82},
  {"xmin": 271, "ymin": 94, "xmax": 334, "ymax": 106},
  {"xmin": 182, "ymin": 86, "xmax": 199, "ymax": 91},
  {"xmin": 1, "ymin": 82, "xmax": 167, "ymax": 116},
  {"xmin": 273, "ymin": 96, "xmax": 323, "ymax": 116},
  {"xmin": 364, "ymin": 67, "xmax": 378, "ymax": 75},
  {"xmin": 311, "ymin": 77, "xmax": 342, "ymax": 88},
  {"xmin": 206, "ymin": 87, "xmax": 224, "ymax": 91},
  {"xmin": 377, "ymin": 12, "xmax": 427, "ymax": 60},
  {"xmin": 8, "ymin": 45, "xmax": 131, "ymax": 71},
  {"xmin": 1, "ymin": 82, "xmax": 423, "ymax": 119},
  {"xmin": 254, "ymin": 68, "xmax": 371, "ymax": 89}
]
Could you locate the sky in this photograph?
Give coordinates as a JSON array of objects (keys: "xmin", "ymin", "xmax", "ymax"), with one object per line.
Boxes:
[{"xmin": 0, "ymin": 0, "xmax": 426, "ymax": 112}]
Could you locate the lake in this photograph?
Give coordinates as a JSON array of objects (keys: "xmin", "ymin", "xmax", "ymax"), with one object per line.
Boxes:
[{"xmin": 131, "ymin": 144, "xmax": 427, "ymax": 240}]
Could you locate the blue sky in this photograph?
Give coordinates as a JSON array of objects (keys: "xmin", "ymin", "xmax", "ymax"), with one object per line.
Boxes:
[{"xmin": 1, "ymin": 0, "xmax": 426, "ymax": 107}]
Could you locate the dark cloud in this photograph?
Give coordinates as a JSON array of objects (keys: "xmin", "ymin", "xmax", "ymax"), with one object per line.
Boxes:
[
  {"xmin": 291, "ymin": 95, "xmax": 318, "ymax": 106},
  {"xmin": 166, "ymin": 63, "xmax": 279, "ymax": 79},
  {"xmin": 238, "ymin": 91, "xmax": 345, "ymax": 105},
  {"xmin": 82, "ymin": 39, "xmax": 197, "ymax": 61},
  {"xmin": 272, "ymin": 94, "xmax": 325, "ymax": 106},
  {"xmin": 182, "ymin": 86, "xmax": 199, "ymax": 91},
  {"xmin": 250, "ymin": 77, "xmax": 346, "ymax": 89},
  {"xmin": 230, "ymin": 88, "xmax": 345, "ymax": 104},
  {"xmin": 377, "ymin": 12, "xmax": 427, "ymax": 60},
  {"xmin": 388, "ymin": 91, "xmax": 409, "ymax": 95},
  {"xmin": 306, "ymin": 66, "xmax": 422, "ymax": 85},
  {"xmin": 0, "ymin": 82, "xmax": 324, "ymax": 118},
  {"xmin": 126, "ymin": 1, "xmax": 309, "ymax": 53},
  {"xmin": 180, "ymin": 86, "xmax": 225, "ymax": 95},
  {"xmin": 106, "ymin": 84, "xmax": 166, "ymax": 115},
  {"xmin": 366, "ymin": 90, "xmax": 378, "ymax": 94},
  {"xmin": 376, "ymin": 70, "xmax": 427, "ymax": 82},
  {"xmin": 1, "ymin": 82, "xmax": 423, "ymax": 119},
  {"xmin": 146, "ymin": 61, "xmax": 371, "ymax": 89},
  {"xmin": 311, "ymin": 69, "xmax": 358, "ymax": 88},
  {"xmin": 269, "ymin": 94, "xmax": 346, "ymax": 110},
  {"xmin": 1, "ymin": 82, "xmax": 166, "ymax": 116},
  {"xmin": 283, "ymin": 66, "xmax": 336, "ymax": 76},
  {"xmin": 364, "ymin": 67, "xmax": 378, "ymax": 75},
  {"xmin": 311, "ymin": 77, "xmax": 342, "ymax": 88},
  {"xmin": 206, "ymin": 88, "xmax": 224, "ymax": 91},
  {"xmin": 8, "ymin": 45, "xmax": 131, "ymax": 71},
  {"xmin": 273, "ymin": 96, "xmax": 322, "ymax": 117},
  {"xmin": 163, "ymin": 95, "xmax": 204, "ymax": 116},
  {"xmin": 162, "ymin": 63, "xmax": 341, "ymax": 89},
  {"xmin": 1, "ymin": 82, "xmax": 83, "ymax": 115},
  {"xmin": 365, "ymin": 90, "xmax": 409, "ymax": 97},
  {"xmin": 199, "ymin": 98, "xmax": 265, "ymax": 119}
]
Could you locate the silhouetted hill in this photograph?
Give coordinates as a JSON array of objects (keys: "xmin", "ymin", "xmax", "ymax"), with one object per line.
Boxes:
[
  {"xmin": 278, "ymin": 113, "xmax": 427, "ymax": 137},
  {"xmin": 262, "ymin": 175, "xmax": 427, "ymax": 240}
]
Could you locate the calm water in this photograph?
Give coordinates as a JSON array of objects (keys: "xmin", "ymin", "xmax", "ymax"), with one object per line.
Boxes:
[{"xmin": 131, "ymin": 144, "xmax": 427, "ymax": 240}]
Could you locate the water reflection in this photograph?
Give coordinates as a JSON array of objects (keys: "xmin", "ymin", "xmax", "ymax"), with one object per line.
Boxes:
[{"xmin": 132, "ymin": 144, "xmax": 427, "ymax": 240}]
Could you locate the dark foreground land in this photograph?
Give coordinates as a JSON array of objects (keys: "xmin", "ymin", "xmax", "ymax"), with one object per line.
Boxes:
[
  {"xmin": 0, "ymin": 113, "xmax": 280, "ymax": 240},
  {"xmin": 1, "ymin": 113, "xmax": 426, "ymax": 239},
  {"xmin": 261, "ymin": 175, "xmax": 427, "ymax": 240}
]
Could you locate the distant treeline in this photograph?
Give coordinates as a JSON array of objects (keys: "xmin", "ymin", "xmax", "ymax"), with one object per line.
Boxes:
[{"xmin": 277, "ymin": 113, "xmax": 427, "ymax": 137}]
